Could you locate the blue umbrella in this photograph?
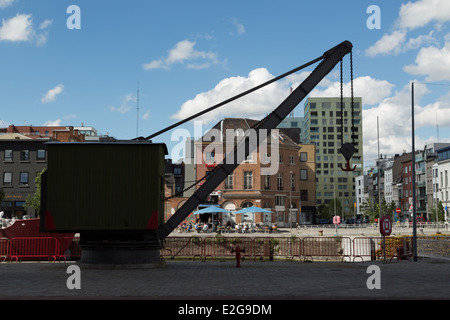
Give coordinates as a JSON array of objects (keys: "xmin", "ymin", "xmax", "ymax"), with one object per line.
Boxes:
[
  {"xmin": 234, "ymin": 206, "xmax": 273, "ymax": 214},
  {"xmin": 233, "ymin": 206, "xmax": 273, "ymax": 228},
  {"xmin": 193, "ymin": 206, "xmax": 230, "ymax": 228},
  {"xmin": 193, "ymin": 206, "xmax": 231, "ymax": 214}
]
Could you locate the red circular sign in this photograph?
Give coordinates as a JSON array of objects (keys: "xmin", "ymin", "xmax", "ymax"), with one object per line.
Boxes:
[
  {"xmin": 333, "ymin": 216, "xmax": 341, "ymax": 225},
  {"xmin": 380, "ymin": 215, "xmax": 392, "ymax": 236},
  {"xmin": 395, "ymin": 208, "xmax": 401, "ymax": 214}
]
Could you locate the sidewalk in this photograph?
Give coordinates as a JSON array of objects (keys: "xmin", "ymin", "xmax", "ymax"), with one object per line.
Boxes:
[{"xmin": 0, "ymin": 257, "xmax": 448, "ymax": 299}]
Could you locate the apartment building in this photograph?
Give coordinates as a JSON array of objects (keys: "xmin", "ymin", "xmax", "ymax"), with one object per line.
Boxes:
[
  {"xmin": 0, "ymin": 137, "xmax": 49, "ymax": 218},
  {"xmin": 303, "ymin": 97, "xmax": 363, "ymax": 217},
  {"xmin": 0, "ymin": 124, "xmax": 99, "ymax": 218}
]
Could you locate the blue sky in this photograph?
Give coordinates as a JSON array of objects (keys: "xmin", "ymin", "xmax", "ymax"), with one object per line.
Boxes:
[{"xmin": 1, "ymin": 0, "xmax": 450, "ymax": 166}]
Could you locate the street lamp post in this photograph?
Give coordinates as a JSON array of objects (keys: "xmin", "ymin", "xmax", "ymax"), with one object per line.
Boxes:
[
  {"xmin": 289, "ymin": 171, "xmax": 292, "ymax": 230},
  {"xmin": 411, "ymin": 82, "xmax": 418, "ymax": 261}
]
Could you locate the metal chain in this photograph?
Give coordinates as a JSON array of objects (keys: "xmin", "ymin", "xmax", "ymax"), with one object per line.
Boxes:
[
  {"xmin": 340, "ymin": 59, "xmax": 344, "ymax": 147},
  {"xmin": 350, "ymin": 50, "xmax": 356, "ymax": 147}
]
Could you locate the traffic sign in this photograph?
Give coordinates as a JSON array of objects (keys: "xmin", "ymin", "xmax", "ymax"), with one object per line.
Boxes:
[
  {"xmin": 395, "ymin": 208, "xmax": 401, "ymax": 214},
  {"xmin": 333, "ymin": 216, "xmax": 341, "ymax": 225},
  {"xmin": 380, "ymin": 215, "xmax": 392, "ymax": 236}
]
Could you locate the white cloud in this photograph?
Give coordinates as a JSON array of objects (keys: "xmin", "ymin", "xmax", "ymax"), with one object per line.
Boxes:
[
  {"xmin": 41, "ymin": 84, "xmax": 64, "ymax": 103},
  {"xmin": 365, "ymin": 0, "xmax": 449, "ymax": 57},
  {"xmin": 109, "ymin": 93, "xmax": 135, "ymax": 114},
  {"xmin": 43, "ymin": 119, "xmax": 62, "ymax": 126},
  {"xmin": 362, "ymin": 81, "xmax": 450, "ymax": 164},
  {"xmin": 143, "ymin": 39, "xmax": 220, "ymax": 70},
  {"xmin": 0, "ymin": 13, "xmax": 33, "ymax": 42},
  {"xmin": 403, "ymin": 39, "xmax": 450, "ymax": 81},
  {"xmin": 366, "ymin": 30, "xmax": 437, "ymax": 57},
  {"xmin": 365, "ymin": 31, "xmax": 406, "ymax": 57},
  {"xmin": 311, "ymin": 76, "xmax": 395, "ymax": 106},
  {"xmin": 142, "ymin": 109, "xmax": 151, "ymax": 120},
  {"xmin": 231, "ymin": 18, "xmax": 245, "ymax": 35},
  {"xmin": 0, "ymin": 14, "xmax": 52, "ymax": 45},
  {"xmin": 0, "ymin": 0, "xmax": 15, "ymax": 9},
  {"xmin": 397, "ymin": 0, "xmax": 450, "ymax": 30},
  {"xmin": 172, "ymin": 68, "xmax": 300, "ymax": 125},
  {"xmin": 39, "ymin": 19, "xmax": 52, "ymax": 30}
]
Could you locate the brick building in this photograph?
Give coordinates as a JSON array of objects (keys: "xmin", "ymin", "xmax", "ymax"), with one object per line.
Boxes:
[
  {"xmin": 0, "ymin": 137, "xmax": 49, "ymax": 218},
  {"xmin": 0, "ymin": 125, "xmax": 86, "ymax": 142},
  {"xmin": 194, "ymin": 118, "xmax": 308, "ymax": 227},
  {"xmin": 0, "ymin": 125, "xmax": 97, "ymax": 218}
]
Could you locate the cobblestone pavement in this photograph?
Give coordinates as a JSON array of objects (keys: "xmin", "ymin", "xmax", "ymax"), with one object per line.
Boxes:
[{"xmin": 0, "ymin": 257, "xmax": 448, "ymax": 300}]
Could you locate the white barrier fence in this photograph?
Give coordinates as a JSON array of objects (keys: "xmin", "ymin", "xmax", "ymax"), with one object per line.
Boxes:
[{"xmin": 295, "ymin": 223, "xmax": 449, "ymax": 237}]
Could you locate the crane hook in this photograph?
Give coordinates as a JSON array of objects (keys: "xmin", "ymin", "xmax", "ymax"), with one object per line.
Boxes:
[
  {"xmin": 339, "ymin": 159, "xmax": 357, "ymax": 172},
  {"xmin": 339, "ymin": 142, "xmax": 357, "ymax": 172}
]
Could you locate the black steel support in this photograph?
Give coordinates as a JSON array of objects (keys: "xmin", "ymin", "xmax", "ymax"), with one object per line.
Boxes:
[{"xmin": 158, "ymin": 40, "xmax": 353, "ymax": 240}]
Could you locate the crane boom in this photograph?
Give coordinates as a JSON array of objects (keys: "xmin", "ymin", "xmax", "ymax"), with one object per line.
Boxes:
[{"xmin": 157, "ymin": 40, "xmax": 353, "ymax": 240}]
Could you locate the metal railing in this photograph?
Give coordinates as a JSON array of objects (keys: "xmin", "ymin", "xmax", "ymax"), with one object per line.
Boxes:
[
  {"xmin": 0, "ymin": 234, "xmax": 447, "ymax": 262},
  {"xmin": 162, "ymin": 235, "xmax": 448, "ymax": 262},
  {"xmin": 0, "ymin": 236, "xmax": 80, "ymax": 262}
]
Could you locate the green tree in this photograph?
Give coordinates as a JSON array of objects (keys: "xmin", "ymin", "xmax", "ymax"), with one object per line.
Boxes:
[
  {"xmin": 318, "ymin": 198, "xmax": 342, "ymax": 220},
  {"xmin": 388, "ymin": 200, "xmax": 396, "ymax": 218},
  {"xmin": 24, "ymin": 169, "xmax": 45, "ymax": 217},
  {"xmin": 360, "ymin": 197, "xmax": 379, "ymax": 222},
  {"xmin": 379, "ymin": 197, "xmax": 387, "ymax": 216},
  {"xmin": 430, "ymin": 201, "xmax": 445, "ymax": 222}
]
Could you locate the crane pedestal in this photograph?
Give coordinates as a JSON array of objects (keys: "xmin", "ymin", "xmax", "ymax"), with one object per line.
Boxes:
[{"xmin": 78, "ymin": 231, "xmax": 164, "ymax": 267}]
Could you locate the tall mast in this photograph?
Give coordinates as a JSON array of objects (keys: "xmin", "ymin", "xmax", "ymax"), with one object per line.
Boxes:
[{"xmin": 136, "ymin": 81, "xmax": 140, "ymax": 137}]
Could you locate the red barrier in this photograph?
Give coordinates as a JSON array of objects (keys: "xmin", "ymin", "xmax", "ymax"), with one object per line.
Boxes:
[
  {"xmin": 8, "ymin": 237, "xmax": 59, "ymax": 261},
  {"xmin": 0, "ymin": 238, "xmax": 9, "ymax": 261}
]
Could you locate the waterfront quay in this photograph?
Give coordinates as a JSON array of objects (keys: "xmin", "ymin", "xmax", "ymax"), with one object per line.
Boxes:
[
  {"xmin": 0, "ymin": 258, "xmax": 448, "ymax": 300},
  {"xmin": 0, "ymin": 226, "xmax": 448, "ymax": 301}
]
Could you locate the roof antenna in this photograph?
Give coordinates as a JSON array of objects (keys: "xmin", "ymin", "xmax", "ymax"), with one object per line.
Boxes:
[
  {"xmin": 436, "ymin": 111, "xmax": 439, "ymax": 143},
  {"xmin": 136, "ymin": 81, "xmax": 140, "ymax": 137}
]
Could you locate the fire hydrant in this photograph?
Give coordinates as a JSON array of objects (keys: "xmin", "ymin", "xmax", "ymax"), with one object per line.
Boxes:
[{"xmin": 231, "ymin": 245, "xmax": 245, "ymax": 268}]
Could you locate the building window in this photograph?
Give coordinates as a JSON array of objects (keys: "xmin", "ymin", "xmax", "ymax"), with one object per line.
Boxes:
[
  {"xmin": 37, "ymin": 149, "xmax": 46, "ymax": 161},
  {"xmin": 300, "ymin": 190, "xmax": 308, "ymax": 201},
  {"xmin": 3, "ymin": 172, "xmax": 12, "ymax": 187},
  {"xmin": 300, "ymin": 169, "xmax": 308, "ymax": 181},
  {"xmin": 289, "ymin": 155, "xmax": 295, "ymax": 165},
  {"xmin": 242, "ymin": 201, "xmax": 253, "ymax": 208},
  {"xmin": 264, "ymin": 175, "xmax": 271, "ymax": 190},
  {"xmin": 20, "ymin": 150, "xmax": 29, "ymax": 161},
  {"xmin": 300, "ymin": 152, "xmax": 307, "ymax": 162},
  {"xmin": 244, "ymin": 171, "xmax": 253, "ymax": 190},
  {"xmin": 275, "ymin": 196, "xmax": 286, "ymax": 206},
  {"xmin": 19, "ymin": 172, "xmax": 29, "ymax": 186},
  {"xmin": 290, "ymin": 173, "xmax": 295, "ymax": 191},
  {"xmin": 277, "ymin": 173, "xmax": 283, "ymax": 191},
  {"xmin": 205, "ymin": 151, "xmax": 215, "ymax": 162},
  {"xmin": 225, "ymin": 174, "xmax": 234, "ymax": 189},
  {"xmin": 4, "ymin": 149, "xmax": 13, "ymax": 161}
]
